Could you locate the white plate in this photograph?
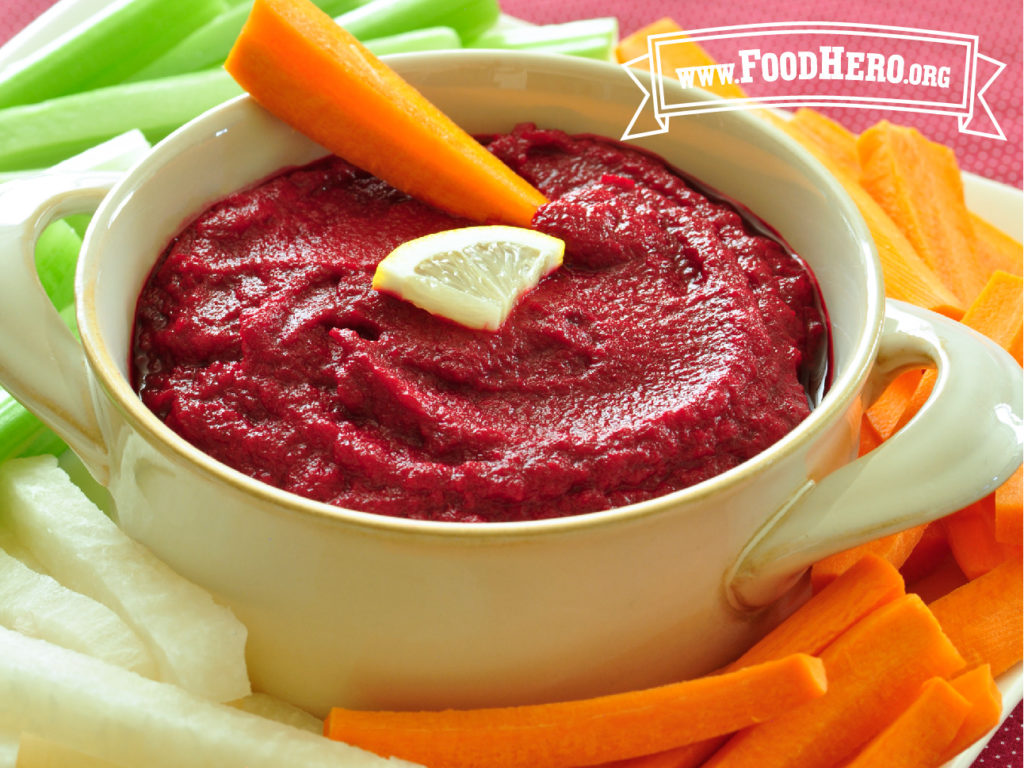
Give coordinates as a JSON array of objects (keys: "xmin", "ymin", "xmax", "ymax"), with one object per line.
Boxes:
[{"xmin": 1, "ymin": 3, "xmax": 1021, "ymax": 766}]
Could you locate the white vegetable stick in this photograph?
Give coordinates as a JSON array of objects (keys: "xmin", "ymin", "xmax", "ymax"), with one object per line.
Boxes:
[
  {"xmin": 0, "ymin": 728, "xmax": 17, "ymax": 768},
  {"xmin": 0, "ymin": 547, "xmax": 156, "ymax": 677},
  {"xmin": 17, "ymin": 734, "xmax": 125, "ymax": 768},
  {"xmin": 0, "ymin": 627, "xmax": 421, "ymax": 768},
  {"xmin": 0, "ymin": 527, "xmax": 45, "ymax": 574},
  {"xmin": 228, "ymin": 693, "xmax": 323, "ymax": 734},
  {"xmin": 0, "ymin": 456, "xmax": 250, "ymax": 702}
]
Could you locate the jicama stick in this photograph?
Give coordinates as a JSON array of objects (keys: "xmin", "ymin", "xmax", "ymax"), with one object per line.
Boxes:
[
  {"xmin": 0, "ymin": 70, "xmax": 242, "ymax": 171},
  {"xmin": 0, "ymin": 456, "xmax": 250, "ymax": 703},
  {"xmin": 0, "ymin": 547, "xmax": 156, "ymax": 677},
  {"xmin": 857, "ymin": 121, "xmax": 987, "ymax": 304},
  {"xmin": 994, "ymin": 466, "xmax": 1022, "ymax": 545},
  {"xmin": 0, "ymin": 627, "xmax": 420, "ymax": 768},
  {"xmin": 16, "ymin": 734, "xmax": 123, "ymax": 768},
  {"xmin": 470, "ymin": 18, "xmax": 619, "ymax": 60},
  {"xmin": 841, "ymin": 677, "xmax": 971, "ymax": 768},
  {"xmin": 615, "ymin": 18, "xmax": 748, "ymax": 101},
  {"xmin": 325, "ymin": 654, "xmax": 827, "ymax": 768},
  {"xmin": 928, "ymin": 555, "xmax": 1023, "ymax": 676},
  {"xmin": 0, "ymin": 0, "xmax": 226, "ymax": 108},
  {"xmin": 700, "ymin": 594, "xmax": 964, "ymax": 768},
  {"xmin": 809, "ymin": 525, "xmax": 927, "ymax": 592},
  {"xmin": 224, "ymin": 0, "xmax": 546, "ymax": 227},
  {"xmin": 939, "ymin": 665, "xmax": 1003, "ymax": 762}
]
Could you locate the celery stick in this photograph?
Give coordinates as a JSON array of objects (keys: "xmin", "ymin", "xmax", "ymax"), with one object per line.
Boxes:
[
  {"xmin": 132, "ymin": 0, "xmax": 367, "ymax": 82},
  {"xmin": 337, "ymin": 0, "xmax": 500, "ymax": 43},
  {"xmin": 63, "ymin": 215, "xmax": 92, "ymax": 239},
  {"xmin": 0, "ymin": 394, "xmax": 67, "ymax": 463},
  {"xmin": 0, "ymin": 70, "xmax": 242, "ymax": 172},
  {"xmin": 35, "ymin": 221, "xmax": 83, "ymax": 311},
  {"xmin": 364, "ymin": 26, "xmax": 461, "ymax": 56},
  {"xmin": 0, "ymin": 0, "xmax": 228, "ymax": 108},
  {"xmin": 469, "ymin": 17, "xmax": 619, "ymax": 60}
]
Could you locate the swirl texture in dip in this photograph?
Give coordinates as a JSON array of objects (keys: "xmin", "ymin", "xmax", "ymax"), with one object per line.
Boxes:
[{"xmin": 132, "ymin": 124, "xmax": 826, "ymax": 522}]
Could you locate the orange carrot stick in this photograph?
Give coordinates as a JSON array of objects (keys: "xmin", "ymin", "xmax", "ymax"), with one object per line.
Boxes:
[
  {"xmin": 700, "ymin": 594, "xmax": 964, "ymax": 768},
  {"xmin": 858, "ymin": 415, "xmax": 882, "ymax": 456},
  {"xmin": 899, "ymin": 522, "xmax": 950, "ymax": 586},
  {"xmin": 224, "ymin": 0, "xmax": 547, "ymax": 228},
  {"xmin": 788, "ymin": 108, "xmax": 861, "ymax": 179},
  {"xmin": 929, "ymin": 555, "xmax": 1023, "ymax": 676},
  {"xmin": 971, "ymin": 212, "xmax": 1023, "ymax": 278},
  {"xmin": 809, "ymin": 525, "xmax": 926, "ymax": 593},
  {"xmin": 615, "ymin": 18, "xmax": 748, "ymax": 101},
  {"xmin": 595, "ymin": 555, "xmax": 905, "ymax": 768},
  {"xmin": 857, "ymin": 121, "xmax": 986, "ymax": 304},
  {"xmin": 994, "ymin": 465, "xmax": 1023, "ymax": 545},
  {"xmin": 772, "ymin": 117, "xmax": 963, "ymax": 319},
  {"xmin": 841, "ymin": 677, "xmax": 971, "ymax": 768},
  {"xmin": 942, "ymin": 495, "xmax": 1015, "ymax": 580},
  {"xmin": 892, "ymin": 269, "xmax": 1024, "ymax": 434},
  {"xmin": 324, "ymin": 654, "xmax": 826, "ymax": 768},
  {"xmin": 939, "ymin": 664, "xmax": 1003, "ymax": 762},
  {"xmin": 865, "ymin": 369, "xmax": 925, "ymax": 440}
]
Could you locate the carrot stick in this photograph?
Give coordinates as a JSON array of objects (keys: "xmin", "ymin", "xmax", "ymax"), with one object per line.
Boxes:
[
  {"xmin": 788, "ymin": 108, "xmax": 861, "ymax": 179},
  {"xmin": 929, "ymin": 555, "xmax": 1023, "ymax": 676},
  {"xmin": 615, "ymin": 18, "xmax": 748, "ymax": 101},
  {"xmin": 224, "ymin": 0, "xmax": 547, "ymax": 228},
  {"xmin": 971, "ymin": 212, "xmax": 1023, "ymax": 278},
  {"xmin": 841, "ymin": 676, "xmax": 971, "ymax": 768},
  {"xmin": 865, "ymin": 369, "xmax": 924, "ymax": 440},
  {"xmin": 899, "ymin": 523, "xmax": 950, "ymax": 586},
  {"xmin": 700, "ymin": 594, "xmax": 964, "ymax": 768},
  {"xmin": 594, "ymin": 555, "xmax": 906, "ymax": 768},
  {"xmin": 857, "ymin": 121, "xmax": 987, "ymax": 304},
  {"xmin": 994, "ymin": 465, "xmax": 1022, "ymax": 545},
  {"xmin": 809, "ymin": 525, "xmax": 926, "ymax": 593},
  {"xmin": 892, "ymin": 269, "xmax": 1024, "ymax": 434},
  {"xmin": 942, "ymin": 495, "xmax": 1016, "ymax": 580},
  {"xmin": 324, "ymin": 654, "xmax": 826, "ymax": 768},
  {"xmin": 939, "ymin": 664, "xmax": 1003, "ymax": 762},
  {"xmin": 772, "ymin": 117, "xmax": 963, "ymax": 319},
  {"xmin": 858, "ymin": 416, "xmax": 882, "ymax": 456}
]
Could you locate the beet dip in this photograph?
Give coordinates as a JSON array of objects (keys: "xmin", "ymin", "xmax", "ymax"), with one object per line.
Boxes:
[{"xmin": 132, "ymin": 124, "xmax": 828, "ymax": 523}]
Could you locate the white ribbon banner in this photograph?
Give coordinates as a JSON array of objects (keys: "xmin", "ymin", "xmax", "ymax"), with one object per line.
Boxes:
[{"xmin": 621, "ymin": 22, "xmax": 1006, "ymax": 142}]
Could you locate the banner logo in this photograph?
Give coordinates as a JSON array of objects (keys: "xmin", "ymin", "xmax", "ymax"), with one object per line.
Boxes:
[{"xmin": 621, "ymin": 22, "xmax": 1006, "ymax": 141}]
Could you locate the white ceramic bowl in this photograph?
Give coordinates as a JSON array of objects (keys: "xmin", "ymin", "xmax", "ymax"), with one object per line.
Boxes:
[{"xmin": 0, "ymin": 51, "xmax": 1020, "ymax": 715}]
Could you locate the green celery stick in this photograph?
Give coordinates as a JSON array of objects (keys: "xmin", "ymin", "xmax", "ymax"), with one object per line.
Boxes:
[
  {"xmin": 363, "ymin": 26, "xmax": 461, "ymax": 56},
  {"xmin": 130, "ymin": 0, "xmax": 366, "ymax": 82},
  {"xmin": 0, "ymin": 393, "xmax": 67, "ymax": 463},
  {"xmin": 0, "ymin": 0, "xmax": 229, "ymax": 108},
  {"xmin": 469, "ymin": 18, "xmax": 619, "ymax": 60},
  {"xmin": 34, "ymin": 221, "xmax": 83, "ymax": 311},
  {"xmin": 337, "ymin": 0, "xmax": 500, "ymax": 44},
  {"xmin": 62, "ymin": 215, "xmax": 92, "ymax": 239},
  {"xmin": 0, "ymin": 70, "xmax": 242, "ymax": 172}
]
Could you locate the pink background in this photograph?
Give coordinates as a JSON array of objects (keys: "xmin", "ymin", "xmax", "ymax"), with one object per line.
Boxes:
[{"xmin": 1, "ymin": 1, "xmax": 1021, "ymax": 765}]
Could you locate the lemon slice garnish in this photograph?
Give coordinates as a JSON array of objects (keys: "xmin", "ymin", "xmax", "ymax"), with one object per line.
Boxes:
[{"xmin": 372, "ymin": 225, "xmax": 564, "ymax": 331}]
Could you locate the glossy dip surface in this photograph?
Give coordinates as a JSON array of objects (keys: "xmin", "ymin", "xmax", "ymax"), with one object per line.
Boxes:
[{"xmin": 132, "ymin": 124, "xmax": 826, "ymax": 522}]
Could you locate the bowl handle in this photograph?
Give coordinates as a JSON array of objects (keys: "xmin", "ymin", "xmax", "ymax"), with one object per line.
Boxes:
[
  {"xmin": 727, "ymin": 298, "xmax": 1023, "ymax": 610},
  {"xmin": 0, "ymin": 172, "xmax": 122, "ymax": 482}
]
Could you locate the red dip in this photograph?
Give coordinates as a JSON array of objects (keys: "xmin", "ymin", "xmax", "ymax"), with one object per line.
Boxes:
[{"xmin": 132, "ymin": 124, "xmax": 827, "ymax": 523}]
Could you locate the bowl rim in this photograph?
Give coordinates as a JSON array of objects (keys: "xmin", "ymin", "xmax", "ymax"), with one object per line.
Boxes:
[{"xmin": 78, "ymin": 49, "xmax": 882, "ymax": 540}]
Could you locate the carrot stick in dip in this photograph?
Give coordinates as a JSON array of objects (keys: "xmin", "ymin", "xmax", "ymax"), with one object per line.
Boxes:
[
  {"xmin": 324, "ymin": 654, "xmax": 826, "ymax": 768},
  {"xmin": 224, "ymin": 0, "xmax": 547, "ymax": 227}
]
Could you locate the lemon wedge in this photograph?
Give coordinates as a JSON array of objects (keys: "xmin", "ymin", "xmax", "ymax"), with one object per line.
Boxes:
[{"xmin": 372, "ymin": 225, "xmax": 564, "ymax": 331}]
